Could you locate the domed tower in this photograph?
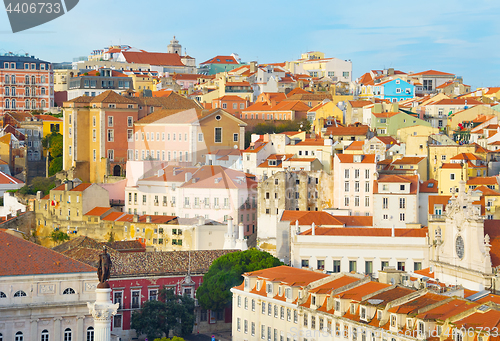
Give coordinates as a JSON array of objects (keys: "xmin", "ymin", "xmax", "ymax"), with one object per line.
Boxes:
[{"xmin": 167, "ymin": 36, "xmax": 182, "ymax": 55}]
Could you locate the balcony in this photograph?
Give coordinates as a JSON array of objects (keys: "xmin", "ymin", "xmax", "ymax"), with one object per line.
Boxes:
[
  {"xmin": 429, "ymin": 214, "xmax": 445, "ymax": 222},
  {"xmin": 131, "ymin": 302, "xmax": 140, "ymax": 309}
]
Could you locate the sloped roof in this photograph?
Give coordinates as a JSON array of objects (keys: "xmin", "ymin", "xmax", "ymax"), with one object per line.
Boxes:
[
  {"xmin": 121, "ymin": 51, "xmax": 185, "ymax": 67},
  {"xmin": 91, "ymin": 90, "xmax": 136, "ymax": 104},
  {"xmin": 336, "ymin": 154, "xmax": 376, "ymax": 163},
  {"xmin": 0, "ymin": 230, "xmax": 95, "ymax": 276},
  {"xmin": 281, "ymin": 210, "xmax": 372, "ymax": 226},
  {"xmin": 200, "ymin": 55, "xmax": 239, "ymax": 65},
  {"xmin": 411, "ymin": 70, "xmax": 455, "ymax": 76},
  {"xmin": 243, "ymin": 265, "xmax": 329, "ymax": 287},
  {"xmin": 0, "ymin": 171, "xmax": 24, "ymax": 185}
]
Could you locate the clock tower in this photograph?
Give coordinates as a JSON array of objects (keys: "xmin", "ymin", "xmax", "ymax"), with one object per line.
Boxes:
[{"xmin": 431, "ymin": 181, "xmax": 496, "ymax": 290}]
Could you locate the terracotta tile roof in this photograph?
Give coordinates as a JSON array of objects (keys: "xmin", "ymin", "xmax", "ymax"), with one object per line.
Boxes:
[
  {"xmin": 287, "ymin": 158, "xmax": 318, "ymax": 162},
  {"xmin": 309, "ymin": 275, "xmax": 360, "ymax": 294},
  {"xmin": 428, "ymin": 195, "xmax": 451, "ymax": 214},
  {"xmin": 300, "ymin": 227, "xmax": 427, "ymax": 237},
  {"xmin": 361, "ymin": 287, "xmax": 415, "ymax": 307},
  {"xmin": 285, "ymin": 93, "xmax": 332, "ymax": 101},
  {"xmin": 67, "ymin": 96, "xmax": 94, "ymax": 104},
  {"xmin": 336, "ymin": 154, "xmax": 376, "ymax": 164},
  {"xmin": 121, "ymin": 51, "xmax": 185, "ymax": 66},
  {"xmin": 335, "ymin": 282, "xmax": 391, "ymax": 301},
  {"xmin": 171, "ymin": 73, "xmax": 200, "ymax": 81},
  {"xmin": 244, "ymin": 265, "xmax": 329, "ymax": 287},
  {"xmin": 84, "ymin": 207, "xmax": 113, "ymax": 217},
  {"xmin": 0, "ymin": 171, "xmax": 24, "ymax": 185},
  {"xmin": 357, "ymin": 73, "xmax": 374, "ymax": 85},
  {"xmin": 257, "ymin": 154, "xmax": 294, "ymax": 168},
  {"xmin": 34, "ymin": 114, "xmax": 63, "ymax": 122},
  {"xmin": 374, "ymin": 175, "xmax": 419, "ymax": 194},
  {"xmin": 244, "ymin": 141, "xmax": 267, "ymax": 153},
  {"xmin": 411, "ymin": 70, "xmax": 455, "ymax": 76},
  {"xmin": 200, "ymin": 55, "xmax": 239, "ymax": 65},
  {"xmin": 450, "ymin": 153, "xmax": 482, "ymax": 161},
  {"xmin": 0, "ymin": 230, "xmax": 96, "ymax": 276},
  {"xmin": 349, "ymin": 100, "xmax": 373, "ymax": 108},
  {"xmin": 325, "ymin": 125, "xmax": 371, "ymax": 136},
  {"xmin": 433, "ymin": 98, "xmax": 483, "ymax": 106},
  {"xmin": 70, "ymin": 183, "xmax": 93, "ymax": 192},
  {"xmin": 52, "ymin": 235, "xmax": 104, "ymax": 254},
  {"xmin": 476, "ymin": 294, "xmax": 500, "ymax": 305},
  {"xmin": 286, "ymin": 88, "xmax": 312, "ymax": 97},
  {"xmin": 225, "ymin": 81, "xmax": 251, "ymax": 87},
  {"xmin": 417, "ymin": 299, "xmax": 476, "ymax": 321},
  {"xmin": 140, "ymin": 166, "xmax": 202, "ymax": 183},
  {"xmin": 295, "ymin": 138, "xmax": 327, "ymax": 146},
  {"xmin": 420, "ymin": 179, "xmax": 439, "ymax": 193},
  {"xmin": 281, "ymin": 211, "xmax": 372, "ymax": 227},
  {"xmin": 101, "ymin": 212, "xmax": 128, "ymax": 221},
  {"xmin": 178, "ymin": 165, "xmax": 257, "ymax": 190},
  {"xmin": 136, "ymin": 108, "xmax": 201, "ymax": 124},
  {"xmin": 473, "ymin": 186, "xmax": 500, "ymax": 196},
  {"xmin": 103, "ymin": 240, "xmax": 145, "ymax": 252},
  {"xmin": 453, "ymin": 308, "xmax": 500, "ymax": 330},
  {"xmin": 388, "ymin": 292, "xmax": 447, "ymax": 314},
  {"xmin": 308, "ymin": 101, "xmax": 331, "ymax": 112},
  {"xmin": 414, "ymin": 268, "xmax": 434, "ymax": 278},
  {"xmin": 132, "ymin": 93, "xmax": 201, "ymax": 111},
  {"xmin": 392, "ymin": 157, "xmax": 425, "ymax": 165},
  {"xmin": 213, "ymin": 95, "xmax": 247, "ymax": 101},
  {"xmin": 372, "ymin": 112, "xmax": 400, "ymax": 118},
  {"xmin": 91, "ymin": 90, "xmax": 136, "ymax": 104},
  {"xmin": 345, "ymin": 141, "xmax": 364, "ymax": 150},
  {"xmin": 467, "ymin": 177, "xmax": 499, "ymax": 185},
  {"xmin": 484, "ymin": 220, "xmax": 500, "ymax": 267}
]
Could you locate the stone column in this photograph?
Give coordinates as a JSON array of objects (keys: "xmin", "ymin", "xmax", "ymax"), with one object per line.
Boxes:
[
  {"xmin": 87, "ymin": 288, "xmax": 119, "ymax": 341},
  {"xmin": 76, "ymin": 315, "xmax": 85, "ymax": 341},
  {"xmin": 30, "ymin": 319, "xmax": 38, "ymax": 340},
  {"xmin": 53, "ymin": 317, "xmax": 62, "ymax": 341}
]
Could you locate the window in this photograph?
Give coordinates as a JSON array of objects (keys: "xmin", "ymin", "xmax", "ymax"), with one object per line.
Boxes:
[
  {"xmin": 107, "ymin": 130, "xmax": 114, "ymax": 142},
  {"xmin": 345, "ymin": 169, "xmax": 350, "ymax": 179},
  {"xmin": 303, "ymin": 313, "xmax": 308, "ymax": 327},
  {"xmin": 349, "ymin": 260, "xmax": 357, "ymax": 272},
  {"xmin": 15, "ymin": 332, "xmax": 23, "ymax": 341},
  {"xmin": 399, "ymin": 198, "xmax": 406, "ymax": 209},
  {"xmin": 131, "ymin": 290, "xmax": 140, "ymax": 309},
  {"xmin": 262, "ymin": 302, "xmax": 266, "ymax": 314},
  {"xmin": 397, "ymin": 262, "xmax": 405, "ymax": 271},
  {"xmin": 365, "ymin": 182, "xmax": 370, "ymax": 192},
  {"xmin": 317, "ymin": 259, "xmax": 325, "ymax": 270},
  {"xmin": 64, "ymin": 328, "xmax": 72, "ymax": 341},
  {"xmin": 355, "ymin": 169, "xmax": 360, "ymax": 178},
  {"xmin": 113, "ymin": 315, "xmax": 122, "ymax": 328},
  {"xmin": 14, "ymin": 290, "xmax": 27, "ymax": 297},
  {"xmin": 450, "ymin": 173, "xmax": 455, "ymax": 180},
  {"xmin": 355, "ymin": 181, "xmax": 360, "ymax": 192},
  {"xmin": 108, "ymin": 116, "xmax": 113, "ymax": 127},
  {"xmin": 383, "ymin": 197, "xmax": 388, "ymax": 209},
  {"xmin": 86, "ymin": 327, "xmax": 94, "ymax": 341},
  {"xmin": 301, "ymin": 259, "xmax": 309, "ymax": 268},
  {"xmin": 399, "ymin": 213, "xmax": 405, "ymax": 221},
  {"xmin": 354, "ymin": 196, "xmax": 360, "ymax": 207},
  {"xmin": 345, "ymin": 181, "xmax": 350, "ymax": 192},
  {"xmin": 365, "ymin": 196, "xmax": 370, "ymax": 207},
  {"xmin": 63, "ymin": 288, "xmax": 76, "ymax": 295},
  {"xmin": 114, "ymin": 291, "xmax": 123, "ymax": 309},
  {"xmin": 41, "ymin": 330, "xmax": 49, "ymax": 341},
  {"xmin": 233, "ymin": 133, "xmax": 238, "ymax": 142},
  {"xmin": 294, "ymin": 310, "xmax": 298, "ymax": 323},
  {"xmin": 333, "ymin": 260, "xmax": 341, "ymax": 273},
  {"xmin": 149, "ymin": 289, "xmax": 158, "ymax": 301},
  {"xmin": 215, "ymin": 127, "xmax": 222, "ymax": 143},
  {"xmin": 343, "ymin": 71, "xmax": 350, "ymax": 78},
  {"xmin": 344, "ymin": 196, "xmax": 350, "ymax": 206},
  {"xmin": 365, "ymin": 261, "xmax": 373, "ymax": 275}
]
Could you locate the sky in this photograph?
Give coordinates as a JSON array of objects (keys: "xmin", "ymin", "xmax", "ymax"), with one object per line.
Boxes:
[{"xmin": 1, "ymin": 0, "xmax": 499, "ymax": 89}]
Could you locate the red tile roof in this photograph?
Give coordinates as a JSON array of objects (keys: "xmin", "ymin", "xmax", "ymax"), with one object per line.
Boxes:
[
  {"xmin": 200, "ymin": 55, "xmax": 239, "ymax": 65},
  {"xmin": 70, "ymin": 183, "xmax": 93, "ymax": 192},
  {"xmin": 411, "ymin": 70, "xmax": 455, "ymax": 76},
  {"xmin": 121, "ymin": 51, "xmax": 185, "ymax": 66},
  {"xmin": 335, "ymin": 281, "xmax": 390, "ymax": 301},
  {"xmin": 420, "ymin": 179, "xmax": 439, "ymax": 193},
  {"xmin": 281, "ymin": 211, "xmax": 372, "ymax": 227},
  {"xmin": 336, "ymin": 154, "xmax": 376, "ymax": 163},
  {"xmin": 244, "ymin": 265, "xmax": 329, "ymax": 287},
  {"xmin": 414, "ymin": 267, "xmax": 435, "ymax": 278},
  {"xmin": 299, "ymin": 227, "xmax": 427, "ymax": 237},
  {"xmin": 0, "ymin": 230, "xmax": 96, "ymax": 276},
  {"xmin": 84, "ymin": 207, "xmax": 113, "ymax": 217},
  {"xmin": 391, "ymin": 157, "xmax": 426, "ymax": 165},
  {"xmin": 309, "ymin": 275, "xmax": 360, "ymax": 294},
  {"xmin": 325, "ymin": 125, "xmax": 370, "ymax": 136},
  {"xmin": 374, "ymin": 175, "xmax": 419, "ymax": 194},
  {"xmin": 0, "ymin": 171, "xmax": 24, "ymax": 185}
]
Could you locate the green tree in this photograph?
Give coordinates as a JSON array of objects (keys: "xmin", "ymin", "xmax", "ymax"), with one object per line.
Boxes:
[
  {"xmin": 244, "ymin": 119, "xmax": 311, "ymax": 148},
  {"xmin": 131, "ymin": 288, "xmax": 195, "ymax": 340},
  {"xmin": 50, "ymin": 230, "xmax": 70, "ymax": 244},
  {"xmin": 154, "ymin": 337, "xmax": 186, "ymax": 341},
  {"xmin": 42, "ymin": 133, "xmax": 63, "ymax": 176},
  {"xmin": 196, "ymin": 249, "xmax": 282, "ymax": 311},
  {"xmin": 18, "ymin": 177, "xmax": 56, "ymax": 195}
]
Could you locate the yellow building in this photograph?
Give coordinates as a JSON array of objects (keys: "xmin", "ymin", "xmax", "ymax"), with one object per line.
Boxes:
[
  {"xmin": 437, "ymin": 163, "xmax": 466, "ymax": 194},
  {"xmin": 467, "ymin": 176, "xmax": 500, "ymax": 191},
  {"xmin": 128, "ymin": 73, "xmax": 154, "ymax": 93},
  {"xmin": 397, "ymin": 125, "xmax": 439, "ymax": 144},
  {"xmin": 449, "ymin": 153, "xmax": 487, "ymax": 178},
  {"xmin": 309, "ymin": 100, "xmax": 343, "ymax": 129},
  {"xmin": 428, "ymin": 144, "xmax": 476, "ymax": 180},
  {"xmin": 448, "ymin": 106, "xmax": 499, "ymax": 131},
  {"xmin": 34, "ymin": 114, "xmax": 63, "ymax": 137}
]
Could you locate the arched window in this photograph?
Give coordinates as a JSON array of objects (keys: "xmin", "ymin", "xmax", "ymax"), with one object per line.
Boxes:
[
  {"xmin": 41, "ymin": 99, "xmax": 46, "ymax": 108},
  {"xmin": 12, "ymin": 99, "xmax": 16, "ymax": 110},
  {"xmin": 5, "ymin": 87, "xmax": 9, "ymax": 96},
  {"xmin": 5, "ymin": 99, "xmax": 9, "ymax": 109},
  {"xmin": 14, "ymin": 290, "xmax": 27, "ymax": 297},
  {"xmin": 0, "ymin": 291, "xmax": 6, "ymax": 298},
  {"xmin": 0, "ymin": 332, "xmax": 3, "ymax": 341},
  {"xmin": 31, "ymin": 75, "xmax": 36, "ymax": 84},
  {"xmin": 41, "ymin": 87, "xmax": 46, "ymax": 95},
  {"xmin": 11, "ymin": 75, "xmax": 16, "ymax": 83},
  {"xmin": 41, "ymin": 75, "xmax": 45, "ymax": 83},
  {"xmin": 11, "ymin": 86, "xmax": 16, "ymax": 96},
  {"xmin": 64, "ymin": 328, "xmax": 72, "ymax": 341},
  {"xmin": 25, "ymin": 100, "xmax": 30, "ymax": 110},
  {"xmin": 25, "ymin": 75, "xmax": 29, "ymax": 84},
  {"xmin": 86, "ymin": 327, "xmax": 94, "ymax": 341},
  {"xmin": 25, "ymin": 87, "xmax": 29, "ymax": 96},
  {"xmin": 63, "ymin": 288, "xmax": 75, "ymax": 295},
  {"xmin": 32, "ymin": 99, "xmax": 36, "ymax": 109},
  {"xmin": 15, "ymin": 331, "xmax": 23, "ymax": 341},
  {"xmin": 5, "ymin": 75, "xmax": 9, "ymax": 84},
  {"xmin": 41, "ymin": 330, "xmax": 49, "ymax": 341}
]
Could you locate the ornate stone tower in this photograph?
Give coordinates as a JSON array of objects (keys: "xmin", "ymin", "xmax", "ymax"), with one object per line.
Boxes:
[{"xmin": 168, "ymin": 36, "xmax": 182, "ymax": 55}]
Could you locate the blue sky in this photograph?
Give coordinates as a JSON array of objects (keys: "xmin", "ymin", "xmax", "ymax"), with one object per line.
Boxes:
[{"xmin": 1, "ymin": 0, "xmax": 499, "ymax": 89}]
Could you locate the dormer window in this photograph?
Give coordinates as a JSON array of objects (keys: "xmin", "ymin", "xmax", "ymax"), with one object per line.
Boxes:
[
  {"xmin": 256, "ymin": 281, "xmax": 261, "ymax": 291},
  {"xmin": 312, "ymin": 295, "xmax": 316, "ymax": 305},
  {"xmin": 360, "ymin": 307, "xmax": 366, "ymax": 320},
  {"xmin": 244, "ymin": 278, "xmax": 249, "ymax": 289},
  {"xmin": 350, "ymin": 303, "xmax": 355, "ymax": 314},
  {"xmin": 377, "ymin": 311, "xmax": 382, "ymax": 320},
  {"xmin": 335, "ymin": 300, "xmax": 340, "ymax": 311},
  {"xmin": 407, "ymin": 319, "xmax": 413, "ymax": 329},
  {"xmin": 285, "ymin": 288, "xmax": 292, "ymax": 299},
  {"xmin": 391, "ymin": 314, "xmax": 397, "ymax": 327},
  {"xmin": 266, "ymin": 283, "xmax": 272, "ymax": 294},
  {"xmin": 278, "ymin": 286, "xmax": 282, "ymax": 296}
]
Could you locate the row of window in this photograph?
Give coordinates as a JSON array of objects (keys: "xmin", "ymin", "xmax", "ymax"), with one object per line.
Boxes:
[
  {"xmin": 344, "ymin": 169, "xmax": 371, "ymax": 180},
  {"xmin": 0, "ymin": 288, "xmax": 75, "ymax": 298},
  {"xmin": 300, "ymin": 259, "xmax": 422, "ymax": 272},
  {"xmin": 3, "ymin": 86, "xmax": 47, "ymax": 96},
  {"xmin": 3, "ymin": 99, "xmax": 46, "ymax": 109},
  {"xmin": 1, "ymin": 327, "xmax": 93, "ymax": 341},
  {"xmin": 343, "ymin": 195, "xmax": 370, "ymax": 208},
  {"xmin": 344, "ymin": 181, "xmax": 370, "ymax": 193},
  {"xmin": 240, "ymin": 113, "xmax": 292, "ymax": 120},
  {"xmin": 214, "ymin": 102, "xmax": 246, "ymax": 110},
  {"xmin": 2, "ymin": 62, "xmax": 47, "ymax": 70}
]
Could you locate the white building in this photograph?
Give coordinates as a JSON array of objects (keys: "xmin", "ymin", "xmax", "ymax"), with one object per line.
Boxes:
[
  {"xmin": 373, "ymin": 174, "xmax": 420, "ymax": 228},
  {"xmin": 333, "ymin": 154, "xmax": 377, "ymax": 216},
  {"xmin": 0, "ymin": 229, "xmax": 97, "ymax": 341}
]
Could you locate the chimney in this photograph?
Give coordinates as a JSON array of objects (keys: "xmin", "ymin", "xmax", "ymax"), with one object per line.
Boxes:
[
  {"xmin": 238, "ymin": 222, "xmax": 244, "ymax": 240},
  {"xmin": 36, "ymin": 190, "xmax": 42, "ymax": 200},
  {"xmin": 198, "ymin": 215, "xmax": 205, "ymax": 225},
  {"xmin": 146, "ymin": 215, "xmax": 151, "ymax": 223},
  {"xmin": 295, "ymin": 219, "xmax": 300, "ymax": 234},
  {"xmin": 311, "ymin": 222, "xmax": 315, "ymax": 235},
  {"xmin": 133, "ymin": 214, "xmax": 139, "ymax": 222},
  {"xmin": 250, "ymin": 61, "xmax": 257, "ymax": 73},
  {"xmin": 185, "ymin": 172, "xmax": 192, "ymax": 182},
  {"xmin": 227, "ymin": 216, "xmax": 234, "ymax": 236},
  {"xmin": 64, "ymin": 181, "xmax": 73, "ymax": 191},
  {"xmin": 391, "ymin": 225, "xmax": 395, "ymax": 237}
]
